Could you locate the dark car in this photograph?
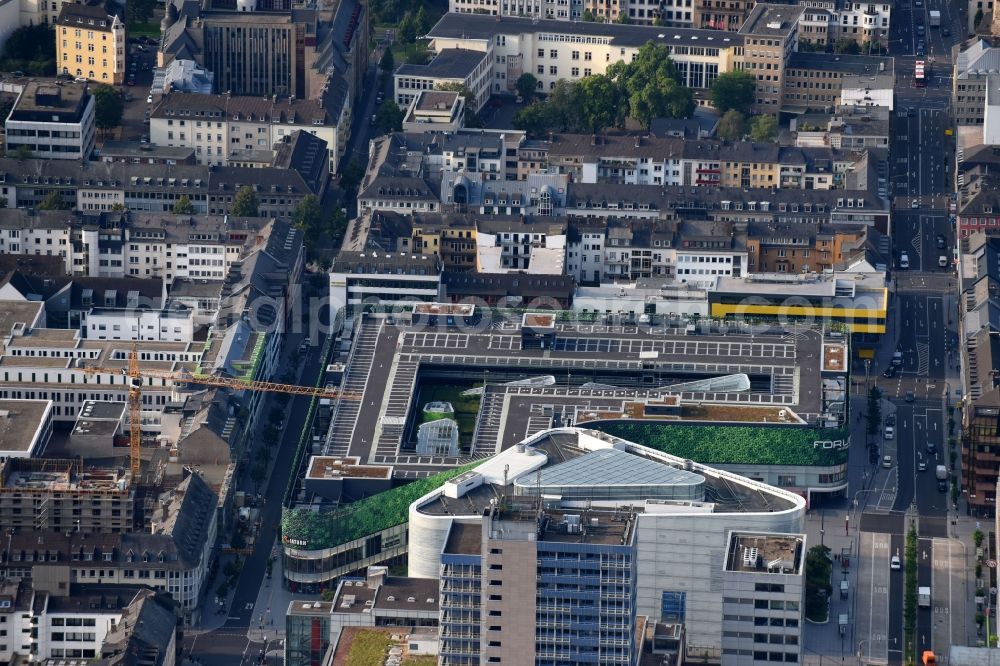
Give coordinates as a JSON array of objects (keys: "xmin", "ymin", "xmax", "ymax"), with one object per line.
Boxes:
[
  {"xmin": 882, "ymin": 366, "xmax": 896, "ymax": 378},
  {"xmin": 943, "ymin": 27, "xmax": 951, "ymax": 36},
  {"xmin": 936, "ymin": 234, "xmax": 947, "ymax": 248},
  {"xmin": 886, "ymin": 414, "xmax": 896, "ymax": 427}
]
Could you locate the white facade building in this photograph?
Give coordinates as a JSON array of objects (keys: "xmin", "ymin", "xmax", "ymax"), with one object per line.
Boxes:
[
  {"xmin": 422, "ymin": 14, "xmax": 735, "ymax": 98},
  {"xmin": 329, "ymin": 252, "xmax": 442, "ymax": 318},
  {"xmin": 720, "ymin": 532, "xmax": 806, "ymax": 666},
  {"xmin": 407, "ymin": 427, "xmax": 806, "ymax": 661},
  {"xmin": 86, "ymin": 308, "xmax": 195, "ymax": 343},
  {"xmin": 149, "ymin": 86, "xmax": 350, "ymax": 173},
  {"xmin": 4, "ymin": 82, "xmax": 95, "ymax": 161}
]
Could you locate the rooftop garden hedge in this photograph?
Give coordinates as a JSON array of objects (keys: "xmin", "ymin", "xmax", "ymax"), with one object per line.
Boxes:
[
  {"xmin": 590, "ymin": 421, "xmax": 849, "ymax": 467},
  {"xmin": 282, "ymin": 462, "xmax": 480, "ymax": 550}
]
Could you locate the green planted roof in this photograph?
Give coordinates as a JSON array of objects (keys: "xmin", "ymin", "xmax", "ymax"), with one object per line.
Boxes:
[
  {"xmin": 590, "ymin": 422, "xmax": 849, "ymax": 467},
  {"xmin": 282, "ymin": 462, "xmax": 481, "ymax": 550}
]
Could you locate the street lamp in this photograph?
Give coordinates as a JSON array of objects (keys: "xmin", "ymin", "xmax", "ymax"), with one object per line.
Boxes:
[{"xmin": 857, "ymin": 638, "xmax": 869, "ymax": 665}]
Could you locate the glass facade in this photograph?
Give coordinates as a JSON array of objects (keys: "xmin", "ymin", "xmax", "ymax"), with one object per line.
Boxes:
[{"xmin": 285, "ymin": 613, "xmax": 330, "ymax": 666}]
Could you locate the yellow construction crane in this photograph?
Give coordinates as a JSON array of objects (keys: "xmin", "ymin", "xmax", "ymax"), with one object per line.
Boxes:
[{"xmin": 85, "ymin": 344, "xmax": 361, "ymax": 479}]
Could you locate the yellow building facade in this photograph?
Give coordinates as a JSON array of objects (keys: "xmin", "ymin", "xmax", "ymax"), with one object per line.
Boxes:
[{"xmin": 56, "ymin": 3, "xmax": 125, "ymax": 85}]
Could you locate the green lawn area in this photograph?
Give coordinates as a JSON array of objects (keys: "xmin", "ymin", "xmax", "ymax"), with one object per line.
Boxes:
[
  {"xmin": 404, "ymin": 657, "xmax": 438, "ymax": 665},
  {"xmin": 346, "ymin": 631, "xmax": 392, "ymax": 666},
  {"xmin": 417, "ymin": 384, "xmax": 480, "ymax": 446},
  {"xmin": 591, "ymin": 422, "xmax": 850, "ymax": 467},
  {"xmin": 281, "ymin": 461, "xmax": 482, "ymax": 550}
]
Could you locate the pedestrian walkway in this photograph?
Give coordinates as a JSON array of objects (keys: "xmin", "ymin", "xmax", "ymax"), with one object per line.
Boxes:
[
  {"xmin": 801, "ymin": 506, "xmax": 862, "ymax": 664},
  {"xmin": 244, "ymin": 540, "xmax": 312, "ymax": 644}
]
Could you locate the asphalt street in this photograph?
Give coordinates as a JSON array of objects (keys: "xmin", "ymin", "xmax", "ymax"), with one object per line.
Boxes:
[{"xmin": 184, "ymin": 332, "xmax": 325, "ymax": 665}]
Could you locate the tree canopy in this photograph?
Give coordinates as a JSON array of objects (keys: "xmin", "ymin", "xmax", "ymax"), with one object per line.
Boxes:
[
  {"xmin": 750, "ymin": 115, "xmax": 778, "ymax": 143},
  {"xmin": 710, "ymin": 70, "xmax": 756, "ymax": 115},
  {"xmin": 375, "ymin": 100, "xmax": 404, "ymax": 133},
  {"xmin": 38, "ymin": 191, "xmax": 68, "ymax": 211},
  {"xmin": 1, "ymin": 24, "xmax": 56, "ymax": 76},
  {"xmin": 607, "ymin": 42, "xmax": 694, "ymax": 128},
  {"xmin": 231, "ymin": 186, "xmax": 259, "ymax": 217},
  {"xmin": 172, "ymin": 195, "xmax": 195, "ymax": 215},
  {"xmin": 716, "ymin": 109, "xmax": 746, "ymax": 142},
  {"xmin": 293, "ymin": 195, "xmax": 348, "ymax": 254},
  {"xmin": 92, "ymin": 86, "xmax": 124, "ymax": 134},
  {"xmin": 515, "ymin": 73, "xmax": 538, "ymax": 101},
  {"xmin": 513, "ymin": 42, "xmax": 693, "ymax": 135}
]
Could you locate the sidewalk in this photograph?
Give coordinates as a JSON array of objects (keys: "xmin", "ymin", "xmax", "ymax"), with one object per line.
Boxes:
[
  {"xmin": 244, "ymin": 542, "xmax": 315, "ymax": 644},
  {"xmin": 801, "ymin": 506, "xmax": 861, "ymax": 664}
]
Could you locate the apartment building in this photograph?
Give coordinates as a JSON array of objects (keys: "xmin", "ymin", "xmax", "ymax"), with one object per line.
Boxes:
[
  {"xmin": 56, "ymin": 2, "xmax": 125, "ymax": 85},
  {"xmin": 538, "ymin": 133, "xmax": 872, "ymax": 190},
  {"xmin": 0, "ymin": 472, "xmax": 217, "ymax": 625},
  {"xmin": 834, "ymin": 0, "xmax": 891, "ymax": 47},
  {"xmin": 0, "ymin": 457, "xmax": 133, "ymax": 532},
  {"xmin": 0, "ymin": 155, "xmax": 326, "ymax": 218},
  {"xmin": 783, "ymin": 52, "xmax": 894, "ymax": 112},
  {"xmin": 720, "ymin": 532, "xmax": 805, "ymax": 666},
  {"xmin": 0, "ymin": 583, "xmax": 177, "ymax": 664},
  {"xmin": 439, "ymin": 507, "xmax": 639, "ymax": 665},
  {"xmin": 738, "ymin": 4, "xmax": 804, "ymax": 114},
  {"xmin": 954, "ymin": 39, "xmax": 1000, "ymax": 126},
  {"xmin": 150, "ymin": 82, "xmax": 350, "ymax": 172},
  {"xmin": 563, "ymin": 217, "xmax": 748, "ymax": 285},
  {"xmin": 4, "ymin": 81, "xmax": 95, "ymax": 161},
  {"xmin": 422, "ymin": 13, "xmax": 740, "ymax": 99},
  {"xmin": 746, "ymin": 221, "xmax": 868, "ymax": 273},
  {"xmin": 798, "ymin": 4, "xmax": 834, "ymax": 46},
  {"xmin": 694, "ymin": 0, "xmax": 755, "ymax": 30},
  {"xmin": 563, "ymin": 183, "xmax": 891, "ymax": 232}
]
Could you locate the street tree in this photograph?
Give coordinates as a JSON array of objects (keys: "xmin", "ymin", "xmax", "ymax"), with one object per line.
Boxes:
[
  {"xmin": 375, "ymin": 99, "xmax": 404, "ymax": 133},
  {"xmin": 380, "ymin": 48, "xmax": 394, "ymax": 77},
  {"xmin": 231, "ymin": 186, "xmax": 259, "ymax": 217},
  {"xmin": 710, "ymin": 70, "xmax": 756, "ymax": 115}
]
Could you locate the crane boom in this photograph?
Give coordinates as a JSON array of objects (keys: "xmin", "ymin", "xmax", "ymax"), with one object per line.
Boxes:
[{"xmin": 83, "ymin": 344, "xmax": 361, "ymax": 479}]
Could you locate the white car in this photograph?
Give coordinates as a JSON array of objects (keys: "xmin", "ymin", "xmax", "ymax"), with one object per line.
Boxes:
[
  {"xmin": 147, "ymin": 94, "xmax": 153, "ymax": 104},
  {"xmin": 884, "ymin": 426, "xmax": 894, "ymax": 440},
  {"xmin": 890, "ymin": 555, "xmax": 901, "ymax": 570},
  {"xmin": 883, "ymin": 455, "xmax": 893, "ymax": 468},
  {"xmin": 899, "ymin": 253, "xmax": 910, "ymax": 269}
]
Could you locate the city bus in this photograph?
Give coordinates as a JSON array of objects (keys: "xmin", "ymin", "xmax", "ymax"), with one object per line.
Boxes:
[{"xmin": 915, "ymin": 60, "xmax": 926, "ymax": 88}]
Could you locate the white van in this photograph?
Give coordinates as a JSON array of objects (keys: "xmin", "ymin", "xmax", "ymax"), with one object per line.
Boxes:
[
  {"xmin": 884, "ymin": 425, "xmax": 894, "ymax": 440},
  {"xmin": 939, "ymin": 255, "xmax": 948, "ymax": 268}
]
